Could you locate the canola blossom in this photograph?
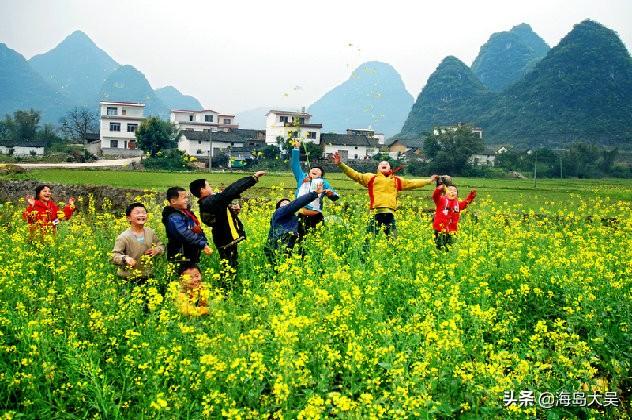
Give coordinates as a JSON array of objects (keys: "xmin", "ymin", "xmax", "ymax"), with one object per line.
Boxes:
[{"xmin": 0, "ymin": 190, "xmax": 630, "ymax": 418}]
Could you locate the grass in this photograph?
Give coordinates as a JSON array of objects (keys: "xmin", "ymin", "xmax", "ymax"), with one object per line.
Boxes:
[{"xmin": 3, "ymin": 168, "xmax": 632, "ymax": 212}]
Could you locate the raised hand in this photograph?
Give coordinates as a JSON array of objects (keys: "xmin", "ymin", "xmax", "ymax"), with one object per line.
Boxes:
[
  {"xmin": 26, "ymin": 196, "xmax": 35, "ymax": 206},
  {"xmin": 68, "ymin": 197, "xmax": 75, "ymax": 206},
  {"xmin": 254, "ymin": 171, "xmax": 266, "ymax": 179},
  {"xmin": 127, "ymin": 257, "xmax": 138, "ymax": 268},
  {"xmin": 330, "ymin": 152, "xmax": 341, "ymax": 165},
  {"xmin": 291, "ymin": 140, "xmax": 301, "ymax": 148},
  {"xmin": 203, "ymin": 245, "xmax": 213, "ymax": 255}
]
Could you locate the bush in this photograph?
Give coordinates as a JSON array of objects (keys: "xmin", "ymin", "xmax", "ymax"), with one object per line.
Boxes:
[{"xmin": 142, "ymin": 149, "xmax": 194, "ymax": 171}]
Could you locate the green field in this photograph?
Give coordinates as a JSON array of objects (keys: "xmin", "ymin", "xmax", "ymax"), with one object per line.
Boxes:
[{"xmin": 3, "ymin": 168, "xmax": 632, "ymax": 212}]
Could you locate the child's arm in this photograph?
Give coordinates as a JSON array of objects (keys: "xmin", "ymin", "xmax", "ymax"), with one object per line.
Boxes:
[
  {"xmin": 147, "ymin": 229, "xmax": 165, "ymax": 256},
  {"xmin": 111, "ymin": 235, "xmax": 134, "ymax": 266},
  {"xmin": 400, "ymin": 175, "xmax": 438, "ymax": 191},
  {"xmin": 322, "ymin": 179, "xmax": 340, "ymax": 201},
  {"xmin": 290, "ymin": 145, "xmax": 306, "ymax": 183},
  {"xmin": 274, "ymin": 192, "xmax": 319, "ymax": 220},
  {"xmin": 167, "ymin": 215, "xmax": 208, "ymax": 249},
  {"xmin": 459, "ymin": 190, "xmax": 477, "ymax": 210},
  {"xmin": 60, "ymin": 198, "xmax": 75, "ymax": 220},
  {"xmin": 338, "ymin": 162, "xmax": 372, "ymax": 187},
  {"xmin": 432, "ymin": 185, "xmax": 445, "ymax": 205}
]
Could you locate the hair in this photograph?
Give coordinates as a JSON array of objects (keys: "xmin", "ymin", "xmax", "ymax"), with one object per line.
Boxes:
[
  {"xmin": 178, "ymin": 262, "xmax": 200, "ymax": 277},
  {"xmin": 35, "ymin": 184, "xmax": 52, "ymax": 200},
  {"xmin": 276, "ymin": 198, "xmax": 291, "ymax": 209},
  {"xmin": 311, "ymin": 165, "xmax": 325, "ymax": 178},
  {"xmin": 166, "ymin": 187, "xmax": 186, "ymax": 202},
  {"xmin": 189, "ymin": 179, "xmax": 207, "ymax": 198},
  {"xmin": 125, "ymin": 202, "xmax": 146, "ymax": 216}
]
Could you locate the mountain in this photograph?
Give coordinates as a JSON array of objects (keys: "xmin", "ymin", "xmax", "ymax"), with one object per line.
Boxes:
[
  {"xmin": 29, "ymin": 30, "xmax": 119, "ymax": 108},
  {"xmin": 235, "ymin": 107, "xmax": 271, "ymax": 130},
  {"xmin": 99, "ymin": 65, "xmax": 169, "ymax": 118},
  {"xmin": 155, "ymin": 86, "xmax": 203, "ymax": 111},
  {"xmin": 471, "ymin": 23, "xmax": 549, "ymax": 92},
  {"xmin": 308, "ymin": 61, "xmax": 414, "ymax": 137},
  {"xmin": 0, "ymin": 43, "xmax": 74, "ymax": 123},
  {"xmin": 400, "ymin": 20, "xmax": 632, "ymax": 147},
  {"xmin": 486, "ymin": 19, "xmax": 632, "ymax": 146},
  {"xmin": 399, "ymin": 56, "xmax": 494, "ymax": 137}
]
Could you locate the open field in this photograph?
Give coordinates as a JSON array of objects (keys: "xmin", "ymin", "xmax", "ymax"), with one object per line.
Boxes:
[
  {"xmin": 0, "ymin": 183, "xmax": 630, "ymax": 417},
  {"xmin": 3, "ymin": 168, "xmax": 632, "ymax": 212}
]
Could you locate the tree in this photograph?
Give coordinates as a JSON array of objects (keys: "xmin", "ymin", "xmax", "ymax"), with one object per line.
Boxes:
[
  {"xmin": 261, "ymin": 145, "xmax": 280, "ymax": 160},
  {"xmin": 423, "ymin": 126, "xmax": 484, "ymax": 174},
  {"xmin": 135, "ymin": 117, "xmax": 179, "ymax": 157},
  {"xmin": 59, "ymin": 107, "xmax": 99, "ymax": 143}
]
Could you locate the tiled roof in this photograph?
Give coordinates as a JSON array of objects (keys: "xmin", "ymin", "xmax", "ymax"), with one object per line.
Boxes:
[{"xmin": 320, "ymin": 133, "xmax": 379, "ymax": 147}]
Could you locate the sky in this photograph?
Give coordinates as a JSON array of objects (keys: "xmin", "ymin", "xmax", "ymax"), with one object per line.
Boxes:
[{"xmin": 1, "ymin": 0, "xmax": 631, "ymax": 113}]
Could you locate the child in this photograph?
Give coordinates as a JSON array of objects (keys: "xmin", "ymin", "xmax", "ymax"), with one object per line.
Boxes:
[
  {"xmin": 161, "ymin": 187, "xmax": 212, "ymax": 268},
  {"xmin": 22, "ymin": 184, "xmax": 75, "ymax": 235},
  {"xmin": 175, "ymin": 264, "xmax": 209, "ymax": 317},
  {"xmin": 290, "ymin": 140, "xmax": 339, "ymax": 237},
  {"xmin": 264, "ymin": 184, "xmax": 325, "ymax": 266},
  {"xmin": 331, "ymin": 151, "xmax": 437, "ymax": 238},
  {"xmin": 111, "ymin": 202, "xmax": 164, "ymax": 281},
  {"xmin": 432, "ymin": 184, "xmax": 477, "ymax": 250}
]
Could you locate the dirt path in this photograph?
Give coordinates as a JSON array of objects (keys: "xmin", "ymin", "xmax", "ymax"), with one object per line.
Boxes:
[{"xmin": 14, "ymin": 157, "xmax": 141, "ymax": 169}]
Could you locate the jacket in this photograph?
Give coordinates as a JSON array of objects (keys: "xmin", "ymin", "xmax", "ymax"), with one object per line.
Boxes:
[
  {"xmin": 198, "ymin": 175, "xmax": 258, "ymax": 249},
  {"xmin": 291, "ymin": 148, "xmax": 339, "ymax": 212},
  {"xmin": 432, "ymin": 187, "xmax": 476, "ymax": 232},
  {"xmin": 266, "ymin": 192, "xmax": 319, "ymax": 251},
  {"xmin": 339, "ymin": 162, "xmax": 432, "ymax": 211},
  {"xmin": 161, "ymin": 206, "xmax": 208, "ymax": 264},
  {"xmin": 22, "ymin": 199, "xmax": 75, "ymax": 233},
  {"xmin": 111, "ymin": 227, "xmax": 164, "ymax": 278}
]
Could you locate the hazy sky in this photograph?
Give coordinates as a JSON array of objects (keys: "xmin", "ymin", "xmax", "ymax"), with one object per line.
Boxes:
[{"xmin": 1, "ymin": 0, "xmax": 631, "ymax": 113}]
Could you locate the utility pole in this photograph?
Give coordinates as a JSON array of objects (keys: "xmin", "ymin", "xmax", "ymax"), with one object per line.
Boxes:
[
  {"xmin": 533, "ymin": 148, "xmax": 537, "ymax": 188},
  {"xmin": 208, "ymin": 128, "xmax": 213, "ymax": 171},
  {"xmin": 559, "ymin": 155, "xmax": 563, "ymax": 179}
]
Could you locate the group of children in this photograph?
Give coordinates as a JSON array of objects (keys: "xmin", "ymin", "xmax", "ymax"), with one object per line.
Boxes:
[{"xmin": 22, "ymin": 145, "xmax": 477, "ymax": 316}]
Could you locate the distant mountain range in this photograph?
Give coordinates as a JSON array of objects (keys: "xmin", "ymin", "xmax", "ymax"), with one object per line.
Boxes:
[
  {"xmin": 308, "ymin": 61, "xmax": 413, "ymax": 137},
  {"xmin": 0, "ymin": 31, "xmax": 203, "ymax": 123},
  {"xmin": 400, "ymin": 20, "xmax": 632, "ymax": 147},
  {"xmin": 471, "ymin": 23, "xmax": 550, "ymax": 92}
]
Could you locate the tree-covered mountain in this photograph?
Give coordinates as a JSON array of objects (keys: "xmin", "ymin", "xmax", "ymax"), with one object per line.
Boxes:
[
  {"xmin": 400, "ymin": 20, "xmax": 632, "ymax": 148},
  {"xmin": 471, "ymin": 23, "xmax": 549, "ymax": 92},
  {"xmin": 486, "ymin": 19, "xmax": 632, "ymax": 146},
  {"xmin": 399, "ymin": 56, "xmax": 494, "ymax": 136},
  {"xmin": 308, "ymin": 61, "xmax": 413, "ymax": 137},
  {"xmin": 155, "ymin": 86, "xmax": 203, "ymax": 111},
  {"xmin": 0, "ymin": 43, "xmax": 74, "ymax": 123},
  {"xmin": 29, "ymin": 30, "xmax": 119, "ymax": 108},
  {"xmin": 99, "ymin": 65, "xmax": 169, "ymax": 118}
]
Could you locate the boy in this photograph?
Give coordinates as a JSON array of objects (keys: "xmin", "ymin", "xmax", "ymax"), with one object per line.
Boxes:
[
  {"xmin": 161, "ymin": 187, "xmax": 212, "ymax": 268},
  {"xmin": 290, "ymin": 140, "xmax": 339, "ymax": 237},
  {"xmin": 432, "ymin": 184, "xmax": 477, "ymax": 250},
  {"xmin": 331, "ymin": 151, "xmax": 437, "ymax": 238},
  {"xmin": 189, "ymin": 171, "xmax": 265, "ymax": 275},
  {"xmin": 111, "ymin": 202, "xmax": 164, "ymax": 281},
  {"xmin": 175, "ymin": 264, "xmax": 209, "ymax": 317},
  {"xmin": 264, "ymin": 183, "xmax": 324, "ymax": 266}
]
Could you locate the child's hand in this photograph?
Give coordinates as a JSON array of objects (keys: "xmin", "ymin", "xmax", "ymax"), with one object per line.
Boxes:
[
  {"xmin": 68, "ymin": 197, "xmax": 75, "ymax": 206},
  {"xmin": 203, "ymin": 245, "xmax": 213, "ymax": 255},
  {"xmin": 330, "ymin": 152, "xmax": 341, "ymax": 165},
  {"xmin": 291, "ymin": 140, "xmax": 301, "ymax": 148},
  {"xmin": 470, "ymin": 189, "xmax": 477, "ymax": 198},
  {"xmin": 145, "ymin": 248, "xmax": 159, "ymax": 257},
  {"xmin": 315, "ymin": 183, "xmax": 324, "ymax": 194},
  {"xmin": 26, "ymin": 196, "xmax": 35, "ymax": 206},
  {"xmin": 430, "ymin": 174, "xmax": 439, "ymax": 183},
  {"xmin": 127, "ymin": 257, "xmax": 137, "ymax": 268},
  {"xmin": 325, "ymin": 190, "xmax": 335, "ymax": 197}
]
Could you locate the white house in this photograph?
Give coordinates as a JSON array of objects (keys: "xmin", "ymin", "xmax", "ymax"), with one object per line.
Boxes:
[
  {"xmin": 470, "ymin": 146, "xmax": 508, "ymax": 166},
  {"xmin": 0, "ymin": 140, "xmax": 46, "ymax": 156},
  {"xmin": 320, "ymin": 133, "xmax": 379, "ymax": 161},
  {"xmin": 433, "ymin": 123, "xmax": 483, "ymax": 139},
  {"xmin": 99, "ymin": 101, "xmax": 145, "ymax": 156},
  {"xmin": 346, "ymin": 128, "xmax": 385, "ymax": 145},
  {"xmin": 178, "ymin": 129, "xmax": 265, "ymax": 161},
  {"xmin": 265, "ymin": 110, "xmax": 322, "ymax": 145},
  {"xmin": 171, "ymin": 110, "xmax": 238, "ymax": 132}
]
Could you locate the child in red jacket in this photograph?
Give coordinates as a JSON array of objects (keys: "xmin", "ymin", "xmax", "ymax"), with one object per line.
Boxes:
[
  {"xmin": 432, "ymin": 184, "xmax": 476, "ymax": 250},
  {"xmin": 22, "ymin": 184, "xmax": 75, "ymax": 236}
]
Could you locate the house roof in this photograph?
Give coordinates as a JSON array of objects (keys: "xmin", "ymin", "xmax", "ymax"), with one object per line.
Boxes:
[
  {"xmin": 388, "ymin": 138, "xmax": 425, "ymax": 148},
  {"xmin": 266, "ymin": 110, "xmax": 311, "ymax": 117},
  {"xmin": 181, "ymin": 129, "xmax": 265, "ymax": 143},
  {"xmin": 321, "ymin": 133, "xmax": 379, "ymax": 147},
  {"xmin": 0, "ymin": 139, "xmax": 47, "ymax": 148},
  {"xmin": 172, "ymin": 109, "xmax": 219, "ymax": 114},
  {"xmin": 100, "ymin": 101, "xmax": 144, "ymax": 107},
  {"xmin": 84, "ymin": 132, "xmax": 100, "ymax": 141}
]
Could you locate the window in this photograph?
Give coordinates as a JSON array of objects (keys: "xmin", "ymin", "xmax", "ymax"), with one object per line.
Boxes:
[
  {"xmin": 106, "ymin": 107, "xmax": 117, "ymax": 116},
  {"xmin": 230, "ymin": 142, "xmax": 235, "ymax": 146},
  {"xmin": 127, "ymin": 124, "xmax": 138, "ymax": 133},
  {"xmin": 197, "ymin": 149, "xmax": 203, "ymax": 155},
  {"xmin": 110, "ymin": 139, "xmax": 119, "ymax": 148},
  {"xmin": 288, "ymin": 131, "xmax": 298, "ymax": 139},
  {"xmin": 198, "ymin": 140, "xmax": 202, "ymax": 144},
  {"xmin": 185, "ymin": 128, "xmax": 194, "ymax": 131},
  {"xmin": 307, "ymin": 132, "xmax": 317, "ymax": 139},
  {"xmin": 205, "ymin": 115, "xmax": 214, "ymax": 122},
  {"xmin": 354, "ymin": 146, "xmax": 358, "ymax": 149},
  {"xmin": 122, "ymin": 109, "xmax": 127, "ymax": 116},
  {"xmin": 279, "ymin": 116, "xmax": 289, "ymax": 123},
  {"xmin": 189, "ymin": 115, "xmax": 194, "ymax": 121},
  {"xmin": 298, "ymin": 117, "xmax": 305, "ymax": 124},
  {"xmin": 354, "ymin": 154, "xmax": 358, "ymax": 159},
  {"xmin": 110, "ymin": 122, "xmax": 121, "ymax": 132},
  {"xmin": 223, "ymin": 119, "xmax": 231, "ymax": 124},
  {"xmin": 203, "ymin": 129, "xmax": 210, "ymax": 133}
]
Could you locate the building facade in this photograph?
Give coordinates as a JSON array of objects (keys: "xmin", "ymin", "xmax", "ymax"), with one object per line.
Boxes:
[
  {"xmin": 171, "ymin": 110, "xmax": 238, "ymax": 132},
  {"xmin": 265, "ymin": 110, "xmax": 322, "ymax": 145},
  {"xmin": 99, "ymin": 101, "xmax": 145, "ymax": 156},
  {"xmin": 320, "ymin": 133, "xmax": 379, "ymax": 161}
]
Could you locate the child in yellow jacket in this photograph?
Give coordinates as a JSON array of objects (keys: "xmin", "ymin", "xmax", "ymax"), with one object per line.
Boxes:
[
  {"xmin": 176, "ymin": 264, "xmax": 209, "ymax": 317},
  {"xmin": 332, "ymin": 152, "xmax": 437, "ymax": 237}
]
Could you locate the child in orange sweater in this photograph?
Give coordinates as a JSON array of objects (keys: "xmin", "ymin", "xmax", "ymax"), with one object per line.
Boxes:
[{"xmin": 176, "ymin": 264, "xmax": 210, "ymax": 317}]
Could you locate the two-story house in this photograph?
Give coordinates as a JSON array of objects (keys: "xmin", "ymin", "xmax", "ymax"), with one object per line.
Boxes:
[
  {"xmin": 264, "ymin": 110, "xmax": 322, "ymax": 145},
  {"xmin": 321, "ymin": 133, "xmax": 379, "ymax": 161},
  {"xmin": 170, "ymin": 110, "xmax": 238, "ymax": 133},
  {"xmin": 99, "ymin": 101, "xmax": 145, "ymax": 155}
]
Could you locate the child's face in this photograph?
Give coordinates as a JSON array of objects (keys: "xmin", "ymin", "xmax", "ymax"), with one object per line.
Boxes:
[
  {"xmin": 446, "ymin": 186, "xmax": 458, "ymax": 199},
  {"xmin": 170, "ymin": 191, "xmax": 189, "ymax": 210},
  {"xmin": 181, "ymin": 268, "xmax": 202, "ymax": 289},
  {"xmin": 309, "ymin": 167, "xmax": 322, "ymax": 179},
  {"xmin": 127, "ymin": 206, "xmax": 147, "ymax": 226},
  {"xmin": 377, "ymin": 161, "xmax": 391, "ymax": 175},
  {"xmin": 38, "ymin": 187, "xmax": 52, "ymax": 201}
]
